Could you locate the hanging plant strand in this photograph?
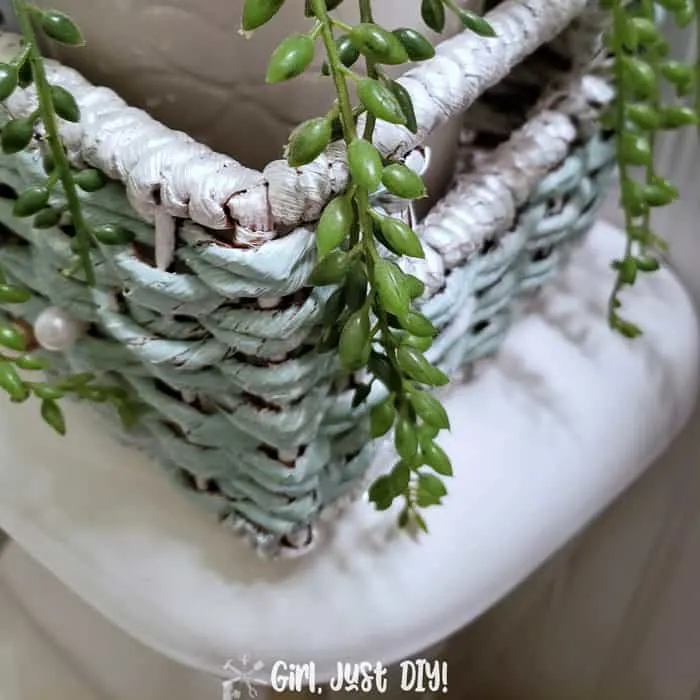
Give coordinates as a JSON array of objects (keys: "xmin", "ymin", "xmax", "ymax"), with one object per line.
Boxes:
[
  {"xmin": 604, "ymin": 0, "xmax": 698, "ymax": 337},
  {"xmin": 0, "ymin": 0, "xmax": 146, "ymax": 433},
  {"xmin": 245, "ymin": 0, "xmax": 497, "ymax": 530}
]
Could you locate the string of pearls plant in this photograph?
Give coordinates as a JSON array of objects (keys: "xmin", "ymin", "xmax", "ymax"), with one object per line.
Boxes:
[
  {"xmin": 0, "ymin": 0, "xmax": 697, "ymax": 528},
  {"xmin": 604, "ymin": 0, "xmax": 700, "ymax": 336},
  {"xmin": 245, "ymin": 0, "xmax": 495, "ymax": 530},
  {"xmin": 0, "ymin": 0, "xmax": 145, "ymax": 434}
]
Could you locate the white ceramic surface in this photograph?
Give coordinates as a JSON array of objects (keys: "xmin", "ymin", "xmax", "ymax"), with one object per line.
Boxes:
[{"xmin": 0, "ymin": 222, "xmax": 697, "ymax": 685}]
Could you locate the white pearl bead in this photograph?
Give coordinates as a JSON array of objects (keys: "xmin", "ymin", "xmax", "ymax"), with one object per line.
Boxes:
[
  {"xmin": 258, "ymin": 296, "xmax": 281, "ymax": 310},
  {"xmin": 34, "ymin": 307, "xmax": 85, "ymax": 352},
  {"xmin": 277, "ymin": 448, "xmax": 298, "ymax": 463}
]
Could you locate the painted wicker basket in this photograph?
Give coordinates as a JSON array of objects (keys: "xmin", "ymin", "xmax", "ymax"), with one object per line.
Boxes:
[{"xmin": 0, "ymin": 0, "xmax": 615, "ymax": 557}]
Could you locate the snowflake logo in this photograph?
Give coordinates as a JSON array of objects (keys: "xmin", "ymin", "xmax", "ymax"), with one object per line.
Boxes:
[{"xmin": 222, "ymin": 655, "xmax": 265, "ymax": 700}]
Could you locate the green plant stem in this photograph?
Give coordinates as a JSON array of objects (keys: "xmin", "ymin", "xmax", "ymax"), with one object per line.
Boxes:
[
  {"xmin": 12, "ymin": 0, "xmax": 94, "ymax": 285},
  {"xmin": 640, "ymin": 0, "xmax": 657, "ymax": 256},
  {"xmin": 312, "ymin": 0, "xmax": 423, "ymax": 517},
  {"xmin": 608, "ymin": 0, "xmax": 636, "ymax": 325},
  {"xmin": 358, "ymin": 0, "xmax": 377, "ymax": 139},
  {"xmin": 311, "ymin": 0, "xmax": 356, "ymax": 143}
]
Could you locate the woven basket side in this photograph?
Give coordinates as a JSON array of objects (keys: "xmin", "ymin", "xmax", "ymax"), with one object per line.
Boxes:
[
  {"xmin": 0, "ymin": 0, "xmax": 599, "ymax": 243},
  {"xmin": 0, "ymin": 3, "xmax": 615, "ymax": 556}
]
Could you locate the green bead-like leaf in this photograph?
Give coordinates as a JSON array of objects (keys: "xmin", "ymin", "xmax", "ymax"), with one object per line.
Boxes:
[
  {"xmin": 242, "ymin": 0, "xmax": 285, "ymax": 30},
  {"xmin": 661, "ymin": 60, "xmax": 693, "ymax": 85},
  {"xmin": 405, "ymin": 274, "xmax": 425, "ymax": 299},
  {"xmin": 636, "ymin": 256, "xmax": 661, "ymax": 272},
  {"xmin": 379, "ymin": 216, "xmax": 424, "ymax": 258},
  {"xmin": 368, "ymin": 474, "xmax": 394, "ymax": 510},
  {"xmin": 14, "ymin": 354, "xmax": 48, "ymax": 371},
  {"xmin": 319, "ymin": 324, "xmax": 345, "ymax": 353},
  {"xmin": 373, "ymin": 258, "xmax": 410, "ymax": 318},
  {"xmin": 401, "ymin": 311, "xmax": 435, "ymax": 338},
  {"xmin": 402, "ymin": 333, "xmax": 432, "ymax": 352},
  {"xmin": 308, "ymin": 249, "xmax": 350, "ymax": 285},
  {"xmin": 40, "ymin": 10, "xmax": 85, "ymax": 45},
  {"xmin": 304, "ymin": 0, "xmax": 344, "ymax": 17},
  {"xmin": 266, "ymin": 34, "xmax": 315, "ymax": 84},
  {"xmin": 0, "ymin": 324, "xmax": 26, "ymax": 352},
  {"xmin": 287, "ymin": 117, "xmax": 332, "ymax": 167},
  {"xmin": 620, "ymin": 180, "xmax": 647, "ymax": 217},
  {"xmin": 421, "ymin": 0, "xmax": 445, "ymax": 32},
  {"xmin": 619, "ymin": 133, "xmax": 652, "ymax": 166},
  {"xmin": 0, "ymin": 284, "xmax": 31, "ymax": 304},
  {"xmin": 675, "ymin": 0, "xmax": 695, "ymax": 26},
  {"xmin": 614, "ymin": 258, "xmax": 638, "ymax": 285},
  {"xmin": 322, "ymin": 287, "xmax": 345, "ymax": 327},
  {"xmin": 17, "ymin": 59, "xmax": 32, "ymax": 88},
  {"xmin": 370, "ymin": 396, "xmax": 396, "ymax": 438},
  {"xmin": 410, "ymin": 391, "xmax": 449, "ymax": 430},
  {"xmin": 456, "ymin": 9, "xmax": 496, "ymax": 36},
  {"xmin": 339, "ymin": 309, "xmax": 371, "ymax": 371},
  {"xmin": 317, "ymin": 324, "xmax": 341, "ymax": 353},
  {"xmin": 392, "ymin": 28, "xmax": 435, "ymax": 61},
  {"xmin": 13, "ymin": 186, "xmax": 50, "ymax": 218},
  {"xmin": 629, "ymin": 17, "xmax": 660, "ymax": 44},
  {"xmin": 357, "ymin": 78, "xmax": 407, "ymax": 125},
  {"xmin": 1, "ymin": 117, "xmax": 34, "ymax": 154},
  {"xmin": 349, "ymin": 23, "xmax": 408, "ymax": 65},
  {"xmin": 50, "ymin": 84, "xmax": 80, "ymax": 122},
  {"xmin": 0, "ymin": 62, "xmax": 18, "ymax": 101},
  {"xmin": 643, "ymin": 184, "xmax": 674, "ymax": 207},
  {"xmin": 397, "ymin": 345, "xmax": 449, "ymax": 386},
  {"xmin": 33, "ymin": 385, "xmax": 65, "ymax": 401},
  {"xmin": 316, "ymin": 195, "xmax": 354, "ymax": 258},
  {"xmin": 394, "ymin": 416, "xmax": 418, "ymax": 460},
  {"xmin": 0, "ymin": 361, "xmax": 29, "ymax": 402},
  {"xmin": 92, "ymin": 223, "xmax": 135, "ymax": 245},
  {"xmin": 42, "ymin": 150, "xmax": 56, "ymax": 174},
  {"xmin": 621, "ymin": 56, "xmax": 657, "ymax": 98},
  {"xmin": 387, "ymin": 80, "xmax": 418, "ymax": 134},
  {"xmin": 660, "ymin": 105, "xmax": 698, "ymax": 128},
  {"xmin": 75, "ymin": 168, "xmax": 107, "ymax": 192},
  {"xmin": 57, "ymin": 373, "xmax": 95, "ymax": 391},
  {"xmin": 348, "ymin": 138, "xmax": 383, "ymax": 191},
  {"xmin": 613, "ymin": 316, "xmax": 643, "ymax": 339},
  {"xmin": 427, "ymin": 443, "xmax": 456, "ymax": 484},
  {"xmin": 382, "ymin": 163, "xmax": 426, "ymax": 200},
  {"xmin": 322, "ymin": 35, "xmax": 360, "ymax": 74},
  {"xmin": 369, "ymin": 351, "xmax": 402, "ymax": 392},
  {"xmin": 351, "ymin": 382, "xmax": 372, "ymax": 408},
  {"xmin": 41, "ymin": 398, "xmax": 66, "ymax": 435},
  {"xmin": 390, "ymin": 461, "xmax": 411, "ymax": 493},
  {"xmin": 626, "ymin": 103, "xmax": 661, "ymax": 130},
  {"xmin": 33, "ymin": 207, "xmax": 62, "ymax": 229},
  {"xmin": 344, "ymin": 263, "xmax": 368, "ymax": 312},
  {"xmin": 417, "ymin": 472, "xmax": 447, "ymax": 503}
]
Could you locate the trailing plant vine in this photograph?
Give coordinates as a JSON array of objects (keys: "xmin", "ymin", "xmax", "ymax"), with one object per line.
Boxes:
[
  {"xmin": 0, "ymin": 0, "xmax": 145, "ymax": 433},
  {"xmin": 243, "ymin": 0, "xmax": 496, "ymax": 530},
  {"xmin": 0, "ymin": 0, "xmax": 698, "ymax": 529},
  {"xmin": 604, "ymin": 0, "xmax": 699, "ymax": 337}
]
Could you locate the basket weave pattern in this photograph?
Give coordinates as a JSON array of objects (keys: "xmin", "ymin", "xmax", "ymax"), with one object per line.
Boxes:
[{"xmin": 0, "ymin": 0, "xmax": 613, "ymax": 556}]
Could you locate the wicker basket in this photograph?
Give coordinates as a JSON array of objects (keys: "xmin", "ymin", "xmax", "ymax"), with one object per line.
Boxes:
[{"xmin": 0, "ymin": 0, "xmax": 615, "ymax": 557}]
